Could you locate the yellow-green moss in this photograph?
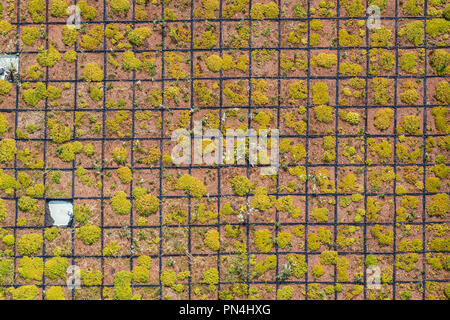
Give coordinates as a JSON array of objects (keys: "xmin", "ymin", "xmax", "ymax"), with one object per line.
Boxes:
[
  {"xmin": 370, "ymin": 224, "xmax": 394, "ymax": 246},
  {"xmin": 18, "ymin": 196, "xmax": 37, "ymax": 212},
  {"xmin": 434, "ymin": 81, "xmax": 450, "ymax": 104},
  {"xmin": 0, "ymin": 79, "xmax": 12, "ymax": 96},
  {"xmin": 399, "ymin": 20, "xmax": 424, "ymax": 46},
  {"xmin": 254, "ymin": 229, "xmax": 273, "ymax": 253},
  {"xmin": 135, "ymin": 193, "xmax": 159, "ymax": 216},
  {"xmin": 110, "ymin": 0, "xmax": 131, "ymax": 15},
  {"xmin": 175, "ymin": 174, "xmax": 206, "ymax": 198},
  {"xmin": 76, "ymin": 224, "xmax": 101, "ymax": 245},
  {"xmin": 9, "ymin": 285, "xmax": 40, "ymax": 300},
  {"xmin": 127, "ymin": 27, "xmax": 151, "ymax": 46},
  {"xmin": 44, "ymin": 257, "xmax": 69, "ymax": 280},
  {"xmin": 399, "ymin": 115, "xmax": 421, "ymax": 134},
  {"xmin": 277, "ymin": 286, "xmax": 293, "ymax": 300},
  {"xmin": 22, "ymin": 27, "xmax": 39, "ymax": 46},
  {"xmin": 111, "ymin": 191, "xmax": 131, "ymax": 215},
  {"xmin": 426, "ymin": 193, "xmax": 449, "ymax": 217},
  {"xmin": 314, "ymin": 105, "xmax": 334, "ymax": 123},
  {"xmin": 374, "ymin": 108, "xmax": 394, "ymax": 131},
  {"xmin": 230, "ymin": 175, "xmax": 253, "ymax": 196},
  {"xmin": 312, "ymin": 82, "xmax": 330, "ymax": 105},
  {"xmin": 37, "ymin": 45, "xmax": 61, "ymax": 67},
  {"xmin": 18, "ymin": 256, "xmax": 43, "ymax": 281},
  {"xmin": 204, "ymin": 229, "xmax": 219, "ymax": 251},
  {"xmin": 112, "ymin": 146, "xmax": 128, "ymax": 164},
  {"xmin": 27, "ymin": 0, "xmax": 45, "ymax": 23},
  {"xmin": 205, "ymin": 54, "xmax": 222, "ymax": 72},
  {"xmin": 117, "ymin": 166, "xmax": 132, "ymax": 184},
  {"xmin": 45, "ymin": 286, "xmax": 65, "ymax": 300},
  {"xmin": 426, "ymin": 18, "xmax": 450, "ymax": 38},
  {"xmin": 17, "ymin": 233, "xmax": 43, "ymax": 255},
  {"xmin": 288, "ymin": 81, "xmax": 307, "ymax": 104},
  {"xmin": 312, "ymin": 53, "xmax": 337, "ymax": 69},
  {"xmin": 250, "ymin": 2, "xmax": 279, "ymax": 19},
  {"xmin": 311, "ymin": 207, "xmax": 329, "ymax": 222},
  {"xmin": 61, "ymin": 25, "xmax": 78, "ymax": 46},
  {"xmin": 50, "ymin": 0, "xmax": 68, "ymax": 17},
  {"xmin": 429, "ymin": 44, "xmax": 448, "ymax": 67},
  {"xmin": 0, "ymin": 138, "xmax": 16, "ymax": 163},
  {"xmin": 81, "ymin": 63, "xmax": 104, "ymax": 82},
  {"xmin": 277, "ymin": 231, "xmax": 291, "ymax": 248}
]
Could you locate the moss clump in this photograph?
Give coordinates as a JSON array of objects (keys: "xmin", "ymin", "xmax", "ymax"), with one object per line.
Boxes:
[
  {"xmin": 76, "ymin": 224, "xmax": 101, "ymax": 245},
  {"xmin": 431, "ymin": 106, "xmax": 448, "ymax": 133},
  {"xmin": 426, "ymin": 193, "xmax": 449, "ymax": 217},
  {"xmin": 251, "ymin": 187, "xmax": 272, "ymax": 211},
  {"xmin": 0, "ymin": 20, "xmax": 12, "ymax": 35},
  {"xmin": 205, "ymin": 54, "xmax": 222, "ymax": 72},
  {"xmin": 78, "ymin": 1, "xmax": 98, "ymax": 20},
  {"xmin": 73, "ymin": 204, "xmax": 92, "ymax": 225},
  {"xmin": 50, "ymin": 0, "xmax": 68, "ymax": 17},
  {"xmin": 9, "ymin": 285, "xmax": 40, "ymax": 300},
  {"xmin": 80, "ymin": 25, "xmax": 104, "ymax": 50},
  {"xmin": 122, "ymin": 51, "xmax": 142, "ymax": 71},
  {"xmin": 372, "ymin": 78, "xmax": 391, "ymax": 105},
  {"xmin": 0, "ymin": 79, "xmax": 12, "ymax": 96},
  {"xmin": 111, "ymin": 191, "xmax": 131, "ymax": 215},
  {"xmin": 399, "ymin": 21, "xmax": 424, "ymax": 46},
  {"xmin": 400, "ymin": 81, "xmax": 420, "ymax": 105},
  {"xmin": 22, "ymin": 27, "xmax": 39, "ymax": 46},
  {"xmin": 45, "ymin": 257, "xmax": 69, "ymax": 280},
  {"xmin": 18, "ymin": 256, "xmax": 43, "ymax": 281},
  {"xmin": 311, "ymin": 207, "xmax": 329, "ymax": 222},
  {"xmin": 370, "ymin": 224, "xmax": 394, "ymax": 246},
  {"xmin": 112, "ymin": 147, "xmax": 128, "ymax": 165},
  {"xmin": 254, "ymin": 229, "xmax": 273, "ymax": 253},
  {"xmin": 371, "ymin": 26, "xmax": 392, "ymax": 47},
  {"xmin": 314, "ymin": 105, "xmax": 334, "ymax": 123},
  {"xmin": 175, "ymin": 174, "xmax": 206, "ymax": 198},
  {"xmin": 276, "ymin": 286, "xmax": 293, "ymax": 300},
  {"xmin": 27, "ymin": 0, "xmax": 45, "ymax": 23},
  {"xmin": 63, "ymin": 50, "xmax": 77, "ymax": 63},
  {"xmin": 135, "ymin": 194, "xmax": 159, "ymax": 216},
  {"xmin": 312, "ymin": 53, "xmax": 337, "ymax": 68},
  {"xmin": 339, "ymin": 110, "xmax": 360, "ymax": 125},
  {"xmin": 204, "ymin": 229, "xmax": 219, "ymax": 251},
  {"xmin": 117, "ymin": 166, "xmax": 132, "ymax": 184},
  {"xmin": 61, "ymin": 25, "xmax": 78, "ymax": 46},
  {"xmin": 0, "ymin": 139, "xmax": 17, "ymax": 163},
  {"xmin": 44, "ymin": 227, "xmax": 59, "ymax": 242},
  {"xmin": 81, "ymin": 63, "xmax": 104, "ymax": 82},
  {"xmin": 127, "ymin": 27, "xmax": 151, "ymax": 46},
  {"xmin": 342, "ymin": 0, "xmax": 364, "ymax": 17},
  {"xmin": 399, "ymin": 115, "xmax": 421, "ymax": 135},
  {"xmin": 45, "ymin": 286, "xmax": 65, "ymax": 300},
  {"xmin": 47, "ymin": 120, "xmax": 71, "ymax": 144},
  {"xmin": 17, "ymin": 233, "xmax": 43, "ymax": 256},
  {"xmin": 230, "ymin": 175, "xmax": 253, "ymax": 196},
  {"xmin": 373, "ymin": 108, "xmax": 394, "ymax": 131},
  {"xmin": 426, "ymin": 18, "xmax": 450, "ymax": 38},
  {"xmin": 277, "ymin": 232, "xmax": 291, "ymax": 248},
  {"xmin": 339, "ymin": 29, "xmax": 362, "ymax": 47},
  {"xmin": 312, "ymin": 82, "xmax": 330, "ymax": 105},
  {"xmin": 430, "ymin": 50, "xmax": 450, "ymax": 75},
  {"xmin": 18, "ymin": 196, "xmax": 37, "ymax": 212},
  {"xmin": 202, "ymin": 268, "xmax": 219, "ymax": 290},
  {"xmin": 2, "ymin": 234, "xmax": 14, "ymax": 246},
  {"xmin": 110, "ymin": 0, "xmax": 131, "ymax": 15},
  {"xmin": 37, "ymin": 45, "xmax": 61, "ymax": 68},
  {"xmin": 112, "ymin": 271, "xmax": 134, "ymax": 300},
  {"xmin": 434, "ymin": 81, "xmax": 450, "ymax": 104},
  {"xmin": 250, "ymin": 2, "xmax": 279, "ymax": 19},
  {"xmin": 403, "ymin": 0, "xmax": 424, "ymax": 15}
]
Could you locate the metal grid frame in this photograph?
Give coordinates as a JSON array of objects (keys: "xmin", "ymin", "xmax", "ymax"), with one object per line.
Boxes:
[{"xmin": 0, "ymin": 0, "xmax": 448, "ymax": 300}]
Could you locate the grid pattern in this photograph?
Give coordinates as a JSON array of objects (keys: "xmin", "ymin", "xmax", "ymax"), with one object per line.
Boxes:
[{"xmin": 0, "ymin": 0, "xmax": 448, "ymax": 300}]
